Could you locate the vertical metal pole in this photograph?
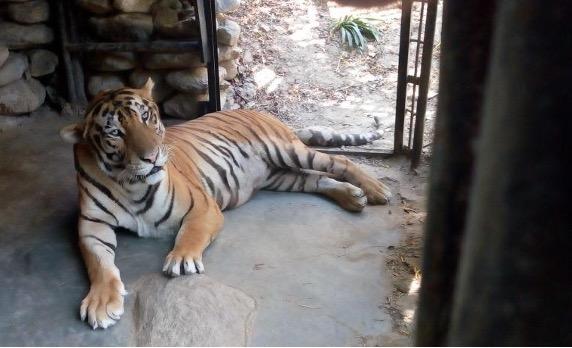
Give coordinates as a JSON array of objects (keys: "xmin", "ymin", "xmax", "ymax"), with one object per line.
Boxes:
[
  {"xmin": 65, "ymin": 0, "xmax": 88, "ymax": 107},
  {"xmin": 411, "ymin": 0, "xmax": 438, "ymax": 168},
  {"xmin": 394, "ymin": 0, "xmax": 412, "ymax": 154},
  {"xmin": 196, "ymin": 0, "xmax": 221, "ymax": 114},
  {"xmin": 56, "ymin": 0, "xmax": 78, "ymax": 105}
]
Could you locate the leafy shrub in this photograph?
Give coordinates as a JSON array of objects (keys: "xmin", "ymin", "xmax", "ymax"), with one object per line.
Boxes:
[{"xmin": 332, "ymin": 15, "xmax": 381, "ymax": 52}]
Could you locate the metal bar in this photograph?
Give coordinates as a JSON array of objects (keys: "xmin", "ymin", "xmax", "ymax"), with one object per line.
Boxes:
[
  {"xmin": 411, "ymin": 0, "xmax": 438, "ymax": 168},
  {"xmin": 56, "ymin": 0, "xmax": 78, "ymax": 105},
  {"xmin": 196, "ymin": 0, "xmax": 221, "ymax": 114},
  {"xmin": 394, "ymin": 0, "xmax": 413, "ymax": 153},
  {"xmin": 407, "ymin": 75, "xmax": 421, "ymax": 84},
  {"xmin": 65, "ymin": 0, "xmax": 88, "ymax": 107},
  {"xmin": 408, "ymin": 0, "xmax": 426, "ymax": 150},
  {"xmin": 65, "ymin": 40, "xmax": 201, "ymax": 53},
  {"xmin": 313, "ymin": 147, "xmax": 394, "ymax": 157}
]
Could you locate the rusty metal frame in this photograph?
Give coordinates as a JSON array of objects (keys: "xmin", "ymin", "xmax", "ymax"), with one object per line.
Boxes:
[{"xmin": 394, "ymin": 0, "xmax": 439, "ymax": 168}]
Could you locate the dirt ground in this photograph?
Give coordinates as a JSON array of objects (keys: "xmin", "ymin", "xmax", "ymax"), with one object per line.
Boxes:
[
  {"xmin": 227, "ymin": 0, "xmax": 441, "ymax": 154},
  {"xmin": 224, "ymin": 0, "xmax": 440, "ymax": 343}
]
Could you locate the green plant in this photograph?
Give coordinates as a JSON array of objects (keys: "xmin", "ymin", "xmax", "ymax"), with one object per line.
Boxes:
[{"xmin": 332, "ymin": 15, "xmax": 381, "ymax": 52}]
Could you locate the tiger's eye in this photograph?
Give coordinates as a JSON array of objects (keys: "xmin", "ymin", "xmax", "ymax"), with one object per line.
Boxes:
[{"xmin": 110, "ymin": 129, "xmax": 121, "ymax": 137}]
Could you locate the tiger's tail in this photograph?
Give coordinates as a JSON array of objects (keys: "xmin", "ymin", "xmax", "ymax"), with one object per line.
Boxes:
[{"xmin": 295, "ymin": 115, "xmax": 384, "ymax": 147}]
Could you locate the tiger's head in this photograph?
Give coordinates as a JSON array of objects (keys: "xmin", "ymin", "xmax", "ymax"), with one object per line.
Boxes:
[{"xmin": 60, "ymin": 78, "xmax": 169, "ymax": 185}]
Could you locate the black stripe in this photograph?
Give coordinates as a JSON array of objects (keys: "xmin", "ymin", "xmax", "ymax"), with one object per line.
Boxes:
[
  {"xmin": 187, "ymin": 127, "xmax": 249, "ymax": 162},
  {"xmin": 77, "ymin": 164, "xmax": 129, "ymax": 213},
  {"xmin": 79, "ymin": 184, "xmax": 119, "ymax": 224},
  {"xmin": 208, "ymin": 114, "xmax": 255, "ymax": 147},
  {"xmin": 332, "ymin": 133, "xmax": 344, "ymax": 146},
  {"xmin": 201, "ymin": 170, "xmax": 216, "ymax": 195},
  {"xmin": 194, "ymin": 147, "xmax": 232, "ymax": 193},
  {"xmin": 178, "ymin": 190, "xmax": 195, "ymax": 229},
  {"xmin": 286, "ymin": 174, "xmax": 302, "ymax": 191},
  {"xmin": 136, "ymin": 183, "xmax": 160, "ymax": 215},
  {"xmin": 288, "ymin": 147, "xmax": 303, "ymax": 168},
  {"xmin": 155, "ymin": 184, "xmax": 175, "ymax": 227},
  {"xmin": 221, "ymin": 156, "xmax": 240, "ymax": 208},
  {"xmin": 266, "ymin": 172, "xmax": 285, "ymax": 190},
  {"xmin": 180, "ymin": 139, "xmax": 233, "ymax": 194},
  {"xmin": 269, "ymin": 174, "xmax": 288, "ymax": 190},
  {"xmin": 82, "ymin": 234, "xmax": 116, "ymax": 251},
  {"xmin": 80, "ymin": 214, "xmax": 115, "ymax": 229},
  {"xmin": 193, "ymin": 133, "xmax": 241, "ymax": 168},
  {"xmin": 306, "ymin": 151, "xmax": 316, "ymax": 169},
  {"xmin": 133, "ymin": 184, "xmax": 153, "ymax": 204}
]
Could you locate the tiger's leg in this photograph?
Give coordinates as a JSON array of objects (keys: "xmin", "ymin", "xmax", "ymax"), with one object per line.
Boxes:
[
  {"xmin": 264, "ymin": 170, "xmax": 368, "ymax": 212},
  {"xmin": 163, "ymin": 196, "xmax": 224, "ymax": 277},
  {"xmin": 78, "ymin": 218, "xmax": 126, "ymax": 329},
  {"xmin": 287, "ymin": 143, "xmax": 391, "ymax": 204}
]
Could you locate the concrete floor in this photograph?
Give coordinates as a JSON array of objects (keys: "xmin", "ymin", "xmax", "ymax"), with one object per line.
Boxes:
[{"xmin": 0, "ymin": 111, "xmax": 404, "ymax": 346}]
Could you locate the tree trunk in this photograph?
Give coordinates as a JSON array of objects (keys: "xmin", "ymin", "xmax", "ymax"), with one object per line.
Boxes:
[
  {"xmin": 448, "ymin": 0, "xmax": 572, "ymax": 345},
  {"xmin": 415, "ymin": 0, "xmax": 497, "ymax": 345}
]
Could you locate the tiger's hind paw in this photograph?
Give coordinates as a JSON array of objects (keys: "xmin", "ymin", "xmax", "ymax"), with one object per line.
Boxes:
[
  {"xmin": 361, "ymin": 178, "xmax": 392, "ymax": 205},
  {"xmin": 336, "ymin": 183, "xmax": 368, "ymax": 212}
]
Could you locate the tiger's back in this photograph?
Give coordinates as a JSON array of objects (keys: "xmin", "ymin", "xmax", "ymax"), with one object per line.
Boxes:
[{"xmin": 166, "ymin": 109, "xmax": 303, "ymax": 210}]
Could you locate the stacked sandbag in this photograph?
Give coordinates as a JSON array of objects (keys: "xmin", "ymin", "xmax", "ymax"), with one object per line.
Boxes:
[
  {"xmin": 78, "ymin": 0, "xmax": 242, "ymax": 119},
  {"xmin": 0, "ymin": 0, "xmax": 58, "ymax": 116}
]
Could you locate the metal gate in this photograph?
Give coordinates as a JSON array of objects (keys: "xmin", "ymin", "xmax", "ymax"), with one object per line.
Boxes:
[{"xmin": 394, "ymin": 0, "xmax": 439, "ymax": 168}]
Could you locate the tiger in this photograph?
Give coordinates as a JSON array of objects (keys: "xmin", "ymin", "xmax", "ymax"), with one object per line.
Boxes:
[
  {"xmin": 60, "ymin": 78, "xmax": 391, "ymax": 330},
  {"xmin": 295, "ymin": 115, "xmax": 385, "ymax": 147}
]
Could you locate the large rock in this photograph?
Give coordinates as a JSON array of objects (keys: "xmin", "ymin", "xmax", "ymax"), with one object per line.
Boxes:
[
  {"xmin": 0, "ymin": 78, "xmax": 46, "ymax": 115},
  {"xmin": 129, "ymin": 274, "xmax": 256, "ymax": 346},
  {"xmin": 0, "ymin": 53, "xmax": 28, "ymax": 87},
  {"xmin": 7, "ymin": 0, "xmax": 50, "ymax": 24},
  {"xmin": 219, "ymin": 59, "xmax": 238, "ymax": 80},
  {"xmin": 76, "ymin": 0, "xmax": 113, "ymax": 14},
  {"xmin": 151, "ymin": 0, "xmax": 182, "ymax": 11},
  {"xmin": 218, "ymin": 44, "xmax": 240, "ymax": 61},
  {"xmin": 129, "ymin": 69, "xmax": 174, "ymax": 102},
  {"xmin": 166, "ymin": 67, "xmax": 226, "ymax": 93},
  {"xmin": 163, "ymin": 92, "xmax": 208, "ymax": 119},
  {"xmin": 89, "ymin": 14, "xmax": 154, "ymax": 42},
  {"xmin": 0, "ymin": 46, "xmax": 9, "ymax": 67},
  {"xmin": 113, "ymin": 0, "xmax": 156, "ymax": 13},
  {"xmin": 87, "ymin": 52, "xmax": 136, "ymax": 71},
  {"xmin": 0, "ymin": 22, "xmax": 54, "ymax": 49},
  {"xmin": 144, "ymin": 52, "xmax": 204, "ymax": 69},
  {"xmin": 217, "ymin": 18, "xmax": 241, "ymax": 46},
  {"xmin": 88, "ymin": 74, "xmax": 125, "ymax": 97},
  {"xmin": 27, "ymin": 49, "xmax": 58, "ymax": 77},
  {"xmin": 153, "ymin": 6, "xmax": 198, "ymax": 38},
  {"xmin": 215, "ymin": 0, "xmax": 240, "ymax": 13}
]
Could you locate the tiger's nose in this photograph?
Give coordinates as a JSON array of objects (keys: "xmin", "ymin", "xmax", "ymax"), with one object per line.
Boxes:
[{"xmin": 140, "ymin": 149, "xmax": 159, "ymax": 163}]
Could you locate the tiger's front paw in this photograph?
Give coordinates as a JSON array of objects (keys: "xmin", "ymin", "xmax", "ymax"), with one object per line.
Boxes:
[
  {"xmin": 80, "ymin": 278, "xmax": 126, "ymax": 329},
  {"xmin": 163, "ymin": 248, "xmax": 205, "ymax": 277}
]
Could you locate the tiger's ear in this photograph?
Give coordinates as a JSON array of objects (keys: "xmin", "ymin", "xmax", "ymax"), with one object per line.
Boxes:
[
  {"xmin": 60, "ymin": 123, "xmax": 85, "ymax": 144},
  {"xmin": 139, "ymin": 77, "xmax": 155, "ymax": 100}
]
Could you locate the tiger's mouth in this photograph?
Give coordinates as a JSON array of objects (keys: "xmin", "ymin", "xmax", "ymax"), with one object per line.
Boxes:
[{"xmin": 147, "ymin": 166, "xmax": 162, "ymax": 176}]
